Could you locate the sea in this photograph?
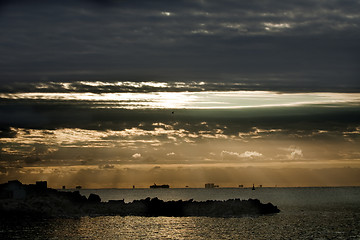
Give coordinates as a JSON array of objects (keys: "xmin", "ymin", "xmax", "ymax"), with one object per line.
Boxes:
[{"xmin": 1, "ymin": 187, "xmax": 360, "ymax": 239}]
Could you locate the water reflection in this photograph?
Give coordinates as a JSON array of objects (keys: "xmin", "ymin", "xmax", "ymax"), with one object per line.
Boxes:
[
  {"xmin": 1, "ymin": 212, "xmax": 359, "ymax": 240},
  {"xmin": 1, "ymin": 188, "xmax": 360, "ymax": 239}
]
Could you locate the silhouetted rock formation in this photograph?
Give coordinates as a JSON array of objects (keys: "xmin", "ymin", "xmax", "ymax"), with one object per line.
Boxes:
[
  {"xmin": 88, "ymin": 193, "xmax": 101, "ymax": 203},
  {"xmin": 88, "ymin": 197, "xmax": 280, "ymax": 217},
  {"xmin": 0, "ymin": 181, "xmax": 280, "ymax": 218}
]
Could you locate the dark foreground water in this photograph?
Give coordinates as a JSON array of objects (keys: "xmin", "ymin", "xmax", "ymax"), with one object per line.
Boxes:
[{"xmin": 1, "ymin": 187, "xmax": 360, "ymax": 239}]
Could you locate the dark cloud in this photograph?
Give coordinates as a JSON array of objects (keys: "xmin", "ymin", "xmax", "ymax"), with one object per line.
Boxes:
[
  {"xmin": 24, "ymin": 156, "xmax": 42, "ymax": 165},
  {"xmin": 0, "ymin": 127, "xmax": 17, "ymax": 138},
  {"xmin": 0, "ymin": 166, "xmax": 7, "ymax": 174},
  {"xmin": 0, "ymin": 0, "xmax": 359, "ymax": 91},
  {"xmin": 1, "ymin": 96, "xmax": 359, "ymax": 133},
  {"xmin": 1, "ymin": 80, "xmax": 359, "ymax": 94}
]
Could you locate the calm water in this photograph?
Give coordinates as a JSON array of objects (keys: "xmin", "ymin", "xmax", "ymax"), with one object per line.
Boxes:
[{"xmin": 1, "ymin": 187, "xmax": 360, "ymax": 239}]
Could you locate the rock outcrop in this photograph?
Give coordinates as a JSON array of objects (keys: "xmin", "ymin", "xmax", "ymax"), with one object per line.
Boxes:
[
  {"xmin": 92, "ymin": 197, "xmax": 280, "ymax": 217},
  {"xmin": 0, "ymin": 181, "xmax": 280, "ymax": 218}
]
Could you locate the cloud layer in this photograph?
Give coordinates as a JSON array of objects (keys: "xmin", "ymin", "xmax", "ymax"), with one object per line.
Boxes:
[
  {"xmin": 1, "ymin": 0, "xmax": 360, "ymax": 187},
  {"xmin": 0, "ymin": 0, "xmax": 359, "ymax": 91}
]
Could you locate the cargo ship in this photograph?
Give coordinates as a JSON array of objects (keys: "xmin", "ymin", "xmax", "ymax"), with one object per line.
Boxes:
[{"xmin": 150, "ymin": 183, "xmax": 170, "ymax": 189}]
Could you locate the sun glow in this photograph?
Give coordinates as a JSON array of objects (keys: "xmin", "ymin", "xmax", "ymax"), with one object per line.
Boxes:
[{"xmin": 1, "ymin": 91, "xmax": 359, "ymax": 109}]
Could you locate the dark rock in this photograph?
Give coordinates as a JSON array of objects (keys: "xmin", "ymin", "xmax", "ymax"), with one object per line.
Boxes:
[{"xmin": 88, "ymin": 193, "xmax": 101, "ymax": 203}]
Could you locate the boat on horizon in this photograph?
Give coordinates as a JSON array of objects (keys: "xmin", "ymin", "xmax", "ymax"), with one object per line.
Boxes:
[{"xmin": 150, "ymin": 183, "xmax": 170, "ymax": 189}]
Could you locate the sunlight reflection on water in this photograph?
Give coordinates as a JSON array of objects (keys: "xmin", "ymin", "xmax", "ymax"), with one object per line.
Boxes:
[{"xmin": 2, "ymin": 212, "xmax": 358, "ymax": 240}]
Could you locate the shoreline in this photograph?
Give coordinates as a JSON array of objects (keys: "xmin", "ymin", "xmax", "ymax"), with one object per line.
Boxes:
[{"xmin": 0, "ymin": 181, "xmax": 280, "ymax": 219}]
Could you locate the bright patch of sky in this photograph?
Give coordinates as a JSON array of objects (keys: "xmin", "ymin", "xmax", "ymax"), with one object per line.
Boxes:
[{"xmin": 2, "ymin": 90, "xmax": 359, "ymax": 109}]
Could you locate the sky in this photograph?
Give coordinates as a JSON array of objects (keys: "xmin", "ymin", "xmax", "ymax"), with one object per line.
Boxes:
[{"xmin": 0, "ymin": 0, "xmax": 360, "ymax": 188}]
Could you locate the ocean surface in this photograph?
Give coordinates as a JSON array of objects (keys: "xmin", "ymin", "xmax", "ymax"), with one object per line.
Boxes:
[{"xmin": 1, "ymin": 187, "xmax": 360, "ymax": 239}]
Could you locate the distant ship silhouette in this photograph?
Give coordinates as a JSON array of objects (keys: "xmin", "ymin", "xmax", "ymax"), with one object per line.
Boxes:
[{"xmin": 150, "ymin": 183, "xmax": 170, "ymax": 189}]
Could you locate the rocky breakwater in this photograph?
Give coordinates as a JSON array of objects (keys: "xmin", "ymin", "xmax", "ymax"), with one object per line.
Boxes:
[
  {"xmin": 96, "ymin": 197, "xmax": 280, "ymax": 217},
  {"xmin": 1, "ymin": 195, "xmax": 280, "ymax": 218},
  {"xmin": 0, "ymin": 181, "xmax": 280, "ymax": 218}
]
